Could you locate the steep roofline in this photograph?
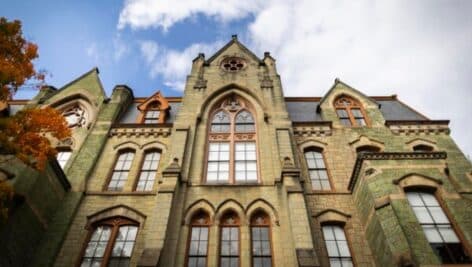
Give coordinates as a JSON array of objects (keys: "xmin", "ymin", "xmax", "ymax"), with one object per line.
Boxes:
[{"xmin": 318, "ymin": 78, "xmax": 379, "ymax": 106}]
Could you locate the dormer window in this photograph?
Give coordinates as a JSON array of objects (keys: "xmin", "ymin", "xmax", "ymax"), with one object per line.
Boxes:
[
  {"xmin": 143, "ymin": 102, "xmax": 161, "ymax": 124},
  {"xmin": 334, "ymin": 95, "xmax": 367, "ymax": 127},
  {"xmin": 136, "ymin": 91, "xmax": 170, "ymax": 124}
]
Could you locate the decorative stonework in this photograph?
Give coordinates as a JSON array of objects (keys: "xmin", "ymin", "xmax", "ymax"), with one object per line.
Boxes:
[
  {"xmin": 386, "ymin": 120, "xmax": 450, "ymax": 135},
  {"xmin": 109, "ymin": 126, "xmax": 171, "ymax": 137},
  {"xmin": 293, "ymin": 123, "xmax": 332, "ymax": 139},
  {"xmin": 220, "ymin": 57, "xmax": 246, "ymax": 72},
  {"xmin": 348, "ymin": 152, "xmax": 447, "ymax": 191}
]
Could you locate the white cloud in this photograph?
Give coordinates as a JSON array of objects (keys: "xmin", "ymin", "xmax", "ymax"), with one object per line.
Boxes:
[
  {"xmin": 139, "ymin": 40, "xmax": 223, "ymax": 90},
  {"xmin": 85, "ymin": 43, "xmax": 99, "ymax": 62},
  {"xmin": 118, "ymin": 0, "xmax": 265, "ymax": 30},
  {"xmin": 125, "ymin": 0, "xmax": 472, "ymax": 156}
]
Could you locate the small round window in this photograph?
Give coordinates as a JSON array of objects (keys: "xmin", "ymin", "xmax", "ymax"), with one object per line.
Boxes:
[{"xmin": 221, "ymin": 57, "xmax": 246, "ymax": 72}]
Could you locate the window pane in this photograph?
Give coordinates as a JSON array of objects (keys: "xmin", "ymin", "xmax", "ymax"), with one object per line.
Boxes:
[
  {"xmin": 438, "ymin": 225, "xmax": 459, "ymax": 243},
  {"xmin": 351, "ymin": 108, "xmax": 362, "ymax": 117},
  {"xmin": 422, "ymin": 225, "xmax": 443, "ymax": 243},
  {"xmin": 325, "ymin": 240, "xmax": 339, "ymax": 256},
  {"xmin": 336, "ymin": 109, "xmax": 348, "ymax": 118},
  {"xmin": 429, "ymin": 206, "xmax": 450, "ymax": 224},
  {"xmin": 412, "ymin": 207, "xmax": 434, "ymax": 224},
  {"xmin": 340, "ymin": 119, "xmax": 351, "ymax": 126}
]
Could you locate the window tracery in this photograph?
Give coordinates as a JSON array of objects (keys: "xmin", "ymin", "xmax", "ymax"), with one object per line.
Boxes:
[
  {"xmin": 62, "ymin": 105, "xmax": 88, "ymax": 128},
  {"xmin": 221, "ymin": 57, "xmax": 246, "ymax": 72},
  {"xmin": 334, "ymin": 95, "xmax": 368, "ymax": 127},
  {"xmin": 206, "ymin": 96, "xmax": 258, "ymax": 184}
]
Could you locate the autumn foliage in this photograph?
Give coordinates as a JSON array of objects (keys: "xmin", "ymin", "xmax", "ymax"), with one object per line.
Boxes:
[
  {"xmin": 0, "ymin": 17, "xmax": 71, "ymax": 221},
  {"xmin": 0, "ymin": 17, "xmax": 45, "ymax": 100}
]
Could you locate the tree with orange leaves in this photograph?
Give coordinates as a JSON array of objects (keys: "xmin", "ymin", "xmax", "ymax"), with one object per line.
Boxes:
[{"xmin": 0, "ymin": 17, "xmax": 71, "ymax": 221}]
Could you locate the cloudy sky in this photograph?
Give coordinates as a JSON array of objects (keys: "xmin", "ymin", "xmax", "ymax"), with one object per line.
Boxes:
[{"xmin": 3, "ymin": 0, "xmax": 471, "ymax": 157}]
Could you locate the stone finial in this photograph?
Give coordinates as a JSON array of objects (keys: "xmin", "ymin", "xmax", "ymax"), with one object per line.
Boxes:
[{"xmin": 232, "ymin": 34, "xmax": 238, "ymax": 40}]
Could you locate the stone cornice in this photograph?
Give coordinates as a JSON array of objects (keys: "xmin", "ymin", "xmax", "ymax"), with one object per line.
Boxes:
[
  {"xmin": 348, "ymin": 152, "xmax": 447, "ymax": 191},
  {"xmin": 385, "ymin": 120, "xmax": 450, "ymax": 135},
  {"xmin": 109, "ymin": 124, "xmax": 172, "ymax": 137},
  {"xmin": 293, "ymin": 122, "xmax": 332, "ymax": 138}
]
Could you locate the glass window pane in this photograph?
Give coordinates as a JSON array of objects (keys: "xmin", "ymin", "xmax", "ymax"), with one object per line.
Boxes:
[
  {"xmin": 325, "ymin": 240, "xmax": 339, "ymax": 256},
  {"xmin": 337, "ymin": 240, "xmax": 350, "ymax": 257},
  {"xmin": 406, "ymin": 192, "xmax": 422, "ymax": 206},
  {"xmin": 422, "ymin": 225, "xmax": 443, "ymax": 243},
  {"xmin": 336, "ymin": 109, "xmax": 348, "ymax": 118},
  {"xmin": 351, "ymin": 109, "xmax": 362, "ymax": 117},
  {"xmin": 438, "ymin": 225, "xmax": 459, "ymax": 243},
  {"xmin": 340, "ymin": 119, "xmax": 351, "ymax": 126},
  {"xmin": 421, "ymin": 193, "xmax": 439, "ymax": 206},
  {"xmin": 429, "ymin": 206, "xmax": 450, "ymax": 224},
  {"xmin": 412, "ymin": 207, "xmax": 434, "ymax": 224},
  {"xmin": 321, "ymin": 180, "xmax": 331, "ymax": 190}
]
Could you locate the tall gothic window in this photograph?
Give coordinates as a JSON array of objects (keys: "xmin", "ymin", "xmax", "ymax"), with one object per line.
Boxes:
[
  {"xmin": 80, "ymin": 217, "xmax": 138, "ymax": 267},
  {"xmin": 135, "ymin": 150, "xmax": 161, "ymax": 191},
  {"xmin": 406, "ymin": 191, "xmax": 470, "ymax": 263},
  {"xmin": 219, "ymin": 211, "xmax": 240, "ymax": 267},
  {"xmin": 334, "ymin": 95, "xmax": 367, "ymax": 127},
  {"xmin": 206, "ymin": 96, "xmax": 258, "ymax": 184},
  {"xmin": 107, "ymin": 150, "xmax": 135, "ymax": 191},
  {"xmin": 251, "ymin": 211, "xmax": 273, "ymax": 267},
  {"xmin": 304, "ymin": 148, "xmax": 331, "ymax": 190},
  {"xmin": 322, "ymin": 225, "xmax": 353, "ymax": 266},
  {"xmin": 187, "ymin": 211, "xmax": 210, "ymax": 267}
]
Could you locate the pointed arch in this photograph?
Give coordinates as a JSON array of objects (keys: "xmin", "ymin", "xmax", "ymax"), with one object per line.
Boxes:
[
  {"xmin": 393, "ymin": 173, "xmax": 443, "ymax": 190},
  {"xmin": 184, "ymin": 199, "xmax": 216, "ymax": 225},
  {"xmin": 198, "ymin": 83, "xmax": 267, "ymax": 120},
  {"xmin": 113, "ymin": 141, "xmax": 140, "ymax": 151},
  {"xmin": 350, "ymin": 135, "xmax": 384, "ymax": 152},
  {"xmin": 86, "ymin": 204, "xmax": 146, "ymax": 229},
  {"xmin": 313, "ymin": 208, "xmax": 351, "ymax": 224},
  {"xmin": 245, "ymin": 198, "xmax": 279, "ymax": 226},
  {"xmin": 215, "ymin": 199, "xmax": 246, "ymax": 225},
  {"xmin": 333, "ymin": 94, "xmax": 370, "ymax": 127}
]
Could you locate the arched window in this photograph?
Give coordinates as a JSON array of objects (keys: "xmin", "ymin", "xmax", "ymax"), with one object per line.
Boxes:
[
  {"xmin": 107, "ymin": 150, "xmax": 135, "ymax": 191},
  {"xmin": 56, "ymin": 149, "xmax": 72, "ymax": 169},
  {"xmin": 334, "ymin": 95, "xmax": 367, "ymax": 127},
  {"xmin": 304, "ymin": 148, "xmax": 331, "ymax": 190},
  {"xmin": 186, "ymin": 211, "xmax": 210, "ymax": 267},
  {"xmin": 413, "ymin": 144, "xmax": 434, "ymax": 152},
  {"xmin": 220, "ymin": 211, "xmax": 240, "ymax": 267},
  {"xmin": 250, "ymin": 211, "xmax": 273, "ymax": 267},
  {"xmin": 406, "ymin": 191, "xmax": 470, "ymax": 263},
  {"xmin": 135, "ymin": 150, "xmax": 161, "ymax": 191},
  {"xmin": 80, "ymin": 217, "xmax": 138, "ymax": 267},
  {"xmin": 356, "ymin": 145, "xmax": 381, "ymax": 154},
  {"xmin": 321, "ymin": 224, "xmax": 353, "ymax": 266},
  {"xmin": 206, "ymin": 96, "xmax": 257, "ymax": 184}
]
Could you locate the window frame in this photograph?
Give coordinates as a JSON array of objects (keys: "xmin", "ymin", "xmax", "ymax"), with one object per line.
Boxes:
[
  {"xmin": 134, "ymin": 149, "xmax": 161, "ymax": 191},
  {"xmin": 137, "ymin": 100, "xmax": 167, "ymax": 124},
  {"xmin": 185, "ymin": 211, "xmax": 211, "ymax": 267},
  {"xmin": 334, "ymin": 95, "xmax": 369, "ymax": 127},
  {"xmin": 77, "ymin": 217, "xmax": 139, "ymax": 267},
  {"xmin": 56, "ymin": 148, "xmax": 72, "ymax": 169},
  {"xmin": 104, "ymin": 149, "xmax": 135, "ymax": 191},
  {"xmin": 250, "ymin": 211, "xmax": 274, "ymax": 267},
  {"xmin": 303, "ymin": 147, "xmax": 334, "ymax": 192},
  {"xmin": 219, "ymin": 211, "xmax": 241, "ymax": 267},
  {"xmin": 405, "ymin": 189, "xmax": 472, "ymax": 263},
  {"xmin": 205, "ymin": 97, "xmax": 259, "ymax": 185},
  {"xmin": 320, "ymin": 223, "xmax": 355, "ymax": 267}
]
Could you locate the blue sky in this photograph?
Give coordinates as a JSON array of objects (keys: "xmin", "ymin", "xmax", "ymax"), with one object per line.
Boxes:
[{"xmin": 2, "ymin": 0, "xmax": 472, "ymax": 156}]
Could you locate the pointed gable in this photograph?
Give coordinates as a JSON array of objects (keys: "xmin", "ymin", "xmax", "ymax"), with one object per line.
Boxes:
[
  {"xmin": 206, "ymin": 35, "xmax": 262, "ymax": 66},
  {"xmin": 43, "ymin": 67, "xmax": 106, "ymax": 106},
  {"xmin": 136, "ymin": 90, "xmax": 170, "ymax": 123},
  {"xmin": 319, "ymin": 78, "xmax": 378, "ymax": 109}
]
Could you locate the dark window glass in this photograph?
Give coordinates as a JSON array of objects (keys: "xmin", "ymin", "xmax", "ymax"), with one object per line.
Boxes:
[{"xmin": 211, "ymin": 111, "xmax": 231, "ymax": 133}]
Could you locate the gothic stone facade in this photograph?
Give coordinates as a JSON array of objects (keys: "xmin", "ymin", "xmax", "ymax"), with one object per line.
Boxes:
[{"xmin": 2, "ymin": 36, "xmax": 472, "ymax": 267}]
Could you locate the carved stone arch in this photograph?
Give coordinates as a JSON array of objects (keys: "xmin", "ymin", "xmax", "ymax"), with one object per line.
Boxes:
[
  {"xmin": 215, "ymin": 199, "xmax": 246, "ymax": 225},
  {"xmin": 393, "ymin": 173, "xmax": 443, "ymax": 191},
  {"xmin": 349, "ymin": 135, "xmax": 384, "ymax": 152},
  {"xmin": 198, "ymin": 83, "xmax": 267, "ymax": 121},
  {"xmin": 140, "ymin": 140, "xmax": 167, "ymax": 152},
  {"xmin": 86, "ymin": 205, "xmax": 146, "ymax": 229},
  {"xmin": 298, "ymin": 139, "xmax": 328, "ymax": 152},
  {"xmin": 313, "ymin": 209, "xmax": 351, "ymax": 225},
  {"xmin": 48, "ymin": 93, "xmax": 98, "ymax": 128},
  {"xmin": 113, "ymin": 141, "xmax": 140, "ymax": 151},
  {"xmin": 406, "ymin": 138, "xmax": 437, "ymax": 152},
  {"xmin": 183, "ymin": 199, "xmax": 216, "ymax": 225},
  {"xmin": 245, "ymin": 198, "xmax": 280, "ymax": 226}
]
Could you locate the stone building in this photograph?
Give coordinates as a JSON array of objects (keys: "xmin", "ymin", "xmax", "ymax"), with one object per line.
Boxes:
[{"xmin": 1, "ymin": 36, "xmax": 471, "ymax": 267}]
